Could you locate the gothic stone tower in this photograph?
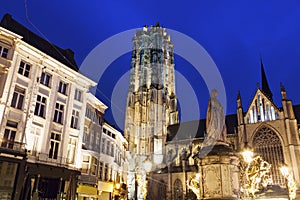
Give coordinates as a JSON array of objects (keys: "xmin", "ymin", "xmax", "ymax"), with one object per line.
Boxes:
[{"xmin": 124, "ymin": 24, "xmax": 179, "ymax": 162}]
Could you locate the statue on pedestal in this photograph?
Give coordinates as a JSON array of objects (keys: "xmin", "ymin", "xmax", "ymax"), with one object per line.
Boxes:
[{"xmin": 206, "ymin": 89, "xmax": 227, "ymax": 144}]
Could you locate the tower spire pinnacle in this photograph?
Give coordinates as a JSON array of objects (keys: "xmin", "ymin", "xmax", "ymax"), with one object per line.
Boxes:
[{"xmin": 260, "ymin": 56, "xmax": 273, "ymax": 101}]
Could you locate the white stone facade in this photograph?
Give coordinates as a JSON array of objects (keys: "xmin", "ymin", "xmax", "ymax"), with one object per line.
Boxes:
[{"xmin": 97, "ymin": 122, "xmax": 128, "ymax": 199}]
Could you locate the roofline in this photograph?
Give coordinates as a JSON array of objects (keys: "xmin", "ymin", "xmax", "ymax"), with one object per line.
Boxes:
[
  {"xmin": 86, "ymin": 92, "xmax": 108, "ymax": 111},
  {"xmin": 0, "ymin": 14, "xmax": 79, "ymax": 71},
  {"xmin": 14, "ymin": 36, "xmax": 97, "ymax": 87},
  {"xmin": 0, "ymin": 26, "xmax": 22, "ymax": 40}
]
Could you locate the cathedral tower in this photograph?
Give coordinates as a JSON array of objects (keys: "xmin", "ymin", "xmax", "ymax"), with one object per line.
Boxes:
[{"xmin": 124, "ymin": 24, "xmax": 179, "ymax": 160}]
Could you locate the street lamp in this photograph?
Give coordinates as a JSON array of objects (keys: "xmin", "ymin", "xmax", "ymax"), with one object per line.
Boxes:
[
  {"xmin": 143, "ymin": 158, "xmax": 152, "ymax": 173},
  {"xmin": 280, "ymin": 164, "xmax": 297, "ymax": 200},
  {"xmin": 115, "ymin": 183, "xmax": 121, "ymax": 190},
  {"xmin": 242, "ymin": 149, "xmax": 254, "ymax": 163},
  {"xmin": 153, "ymin": 154, "xmax": 164, "ymax": 165}
]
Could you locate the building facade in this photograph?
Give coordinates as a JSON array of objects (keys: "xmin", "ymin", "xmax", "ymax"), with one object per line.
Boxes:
[
  {"xmin": 97, "ymin": 122, "xmax": 128, "ymax": 200},
  {"xmin": 149, "ymin": 62, "xmax": 300, "ymax": 200},
  {"xmin": 0, "ymin": 13, "xmax": 130, "ymax": 200},
  {"xmin": 77, "ymin": 94, "xmax": 129, "ymax": 200},
  {"xmin": 0, "ymin": 14, "xmax": 96, "ymax": 199},
  {"xmin": 77, "ymin": 93, "xmax": 107, "ymax": 200}
]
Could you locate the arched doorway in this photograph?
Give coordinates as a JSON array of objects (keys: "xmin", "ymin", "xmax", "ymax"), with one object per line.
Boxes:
[
  {"xmin": 252, "ymin": 126, "xmax": 285, "ymax": 186},
  {"xmin": 174, "ymin": 179, "xmax": 183, "ymax": 200}
]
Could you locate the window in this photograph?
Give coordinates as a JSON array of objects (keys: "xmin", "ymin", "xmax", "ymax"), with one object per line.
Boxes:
[
  {"xmin": 92, "ymin": 111, "xmax": 97, "ymax": 122},
  {"xmin": 111, "ymin": 144, "xmax": 114, "ymax": 157},
  {"xmin": 253, "ymin": 126, "xmax": 285, "ymax": 186},
  {"xmin": 114, "ymin": 149, "xmax": 119, "ymax": 164},
  {"xmin": 174, "ymin": 179, "xmax": 183, "ymax": 200},
  {"xmin": 18, "ymin": 61, "xmax": 31, "ymax": 77},
  {"xmin": 96, "ymin": 132, "xmax": 100, "ymax": 145},
  {"xmin": 0, "ymin": 46, "xmax": 8, "ymax": 58},
  {"xmin": 91, "ymin": 157, "xmax": 98, "ymax": 175},
  {"xmin": 40, "ymin": 72, "xmax": 51, "ymax": 87},
  {"xmin": 34, "ymin": 95, "xmax": 46, "ymax": 117},
  {"xmin": 91, "ymin": 130, "xmax": 95, "ymax": 145},
  {"xmin": 101, "ymin": 138, "xmax": 106, "ymax": 153},
  {"xmin": 70, "ymin": 110, "xmax": 80, "ymax": 129},
  {"xmin": 67, "ymin": 138, "xmax": 77, "ymax": 164},
  {"xmin": 58, "ymin": 81, "xmax": 67, "ymax": 95},
  {"xmin": 82, "ymin": 155, "xmax": 90, "ymax": 174},
  {"xmin": 11, "ymin": 86, "xmax": 25, "ymax": 109},
  {"xmin": 106, "ymin": 141, "xmax": 110, "ymax": 155},
  {"xmin": 99, "ymin": 162, "xmax": 103, "ymax": 180},
  {"xmin": 110, "ymin": 168, "xmax": 113, "ymax": 181},
  {"xmin": 98, "ymin": 115, "xmax": 102, "ymax": 125},
  {"xmin": 53, "ymin": 103, "xmax": 64, "ymax": 124},
  {"xmin": 104, "ymin": 164, "xmax": 109, "ymax": 181},
  {"xmin": 74, "ymin": 89, "xmax": 82, "ymax": 102},
  {"xmin": 49, "ymin": 132, "xmax": 61, "ymax": 159},
  {"xmin": 27, "ymin": 126, "xmax": 41, "ymax": 155},
  {"xmin": 85, "ymin": 107, "xmax": 91, "ymax": 119},
  {"xmin": 1, "ymin": 121, "xmax": 17, "ymax": 149},
  {"xmin": 83, "ymin": 126, "xmax": 88, "ymax": 143}
]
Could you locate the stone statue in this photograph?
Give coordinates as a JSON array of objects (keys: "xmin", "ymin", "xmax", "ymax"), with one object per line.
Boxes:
[{"xmin": 206, "ymin": 89, "xmax": 227, "ymax": 143}]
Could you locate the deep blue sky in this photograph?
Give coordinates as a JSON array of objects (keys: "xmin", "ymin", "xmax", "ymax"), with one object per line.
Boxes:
[{"xmin": 1, "ymin": 1, "xmax": 300, "ymax": 131}]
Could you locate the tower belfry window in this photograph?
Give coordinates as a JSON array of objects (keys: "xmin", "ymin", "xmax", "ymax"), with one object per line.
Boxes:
[{"xmin": 139, "ymin": 50, "xmax": 144, "ymax": 65}]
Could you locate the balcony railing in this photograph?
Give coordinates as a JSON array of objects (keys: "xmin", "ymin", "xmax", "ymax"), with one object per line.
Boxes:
[
  {"xmin": 28, "ymin": 152, "xmax": 80, "ymax": 171},
  {"xmin": 0, "ymin": 139, "xmax": 26, "ymax": 154},
  {"xmin": 26, "ymin": 152, "xmax": 79, "ymax": 170}
]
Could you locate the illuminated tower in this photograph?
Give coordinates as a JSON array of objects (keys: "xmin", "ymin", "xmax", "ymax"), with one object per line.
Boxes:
[
  {"xmin": 124, "ymin": 24, "xmax": 179, "ymax": 200},
  {"xmin": 124, "ymin": 24, "xmax": 178, "ymax": 160}
]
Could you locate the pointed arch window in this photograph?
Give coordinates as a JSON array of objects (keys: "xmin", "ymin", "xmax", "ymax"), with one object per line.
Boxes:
[
  {"xmin": 174, "ymin": 179, "xmax": 183, "ymax": 200},
  {"xmin": 271, "ymin": 106, "xmax": 275, "ymax": 120},
  {"xmin": 253, "ymin": 126, "xmax": 285, "ymax": 186},
  {"xmin": 265, "ymin": 103, "xmax": 271, "ymax": 121}
]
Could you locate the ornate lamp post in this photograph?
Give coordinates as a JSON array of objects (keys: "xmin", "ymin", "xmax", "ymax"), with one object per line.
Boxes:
[{"xmin": 280, "ymin": 164, "xmax": 297, "ymax": 200}]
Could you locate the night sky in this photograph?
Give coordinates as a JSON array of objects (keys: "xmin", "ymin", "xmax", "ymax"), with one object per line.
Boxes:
[{"xmin": 1, "ymin": 1, "xmax": 300, "ymax": 131}]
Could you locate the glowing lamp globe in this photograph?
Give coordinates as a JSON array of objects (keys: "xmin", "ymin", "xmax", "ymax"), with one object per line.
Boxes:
[
  {"xmin": 242, "ymin": 150, "xmax": 254, "ymax": 163},
  {"xmin": 115, "ymin": 183, "xmax": 121, "ymax": 190},
  {"xmin": 153, "ymin": 154, "xmax": 164, "ymax": 165},
  {"xmin": 280, "ymin": 165, "xmax": 289, "ymax": 177},
  {"xmin": 143, "ymin": 159, "xmax": 152, "ymax": 173}
]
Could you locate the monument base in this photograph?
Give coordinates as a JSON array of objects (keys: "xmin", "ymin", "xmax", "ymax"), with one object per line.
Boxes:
[{"xmin": 195, "ymin": 144, "xmax": 240, "ymax": 200}]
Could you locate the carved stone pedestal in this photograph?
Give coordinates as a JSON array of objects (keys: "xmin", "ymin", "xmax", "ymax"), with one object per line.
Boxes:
[{"xmin": 194, "ymin": 144, "xmax": 240, "ymax": 200}]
